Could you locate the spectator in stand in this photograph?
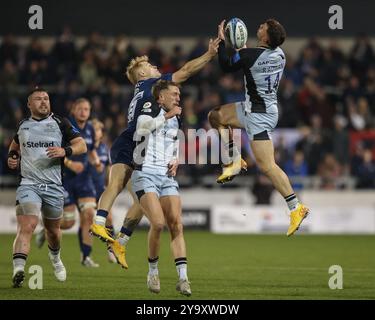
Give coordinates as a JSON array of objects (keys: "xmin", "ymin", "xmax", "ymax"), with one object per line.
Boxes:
[
  {"xmin": 355, "ymin": 148, "xmax": 375, "ymax": 189},
  {"xmin": 284, "ymin": 150, "xmax": 309, "ymax": 191}
]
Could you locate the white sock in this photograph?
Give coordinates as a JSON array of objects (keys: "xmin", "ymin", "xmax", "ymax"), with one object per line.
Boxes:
[
  {"xmin": 95, "ymin": 215, "xmax": 107, "ymax": 226},
  {"xmin": 48, "ymin": 246, "xmax": 61, "ymax": 260},
  {"xmin": 148, "ymin": 257, "xmax": 159, "ymax": 276},
  {"xmin": 176, "ymin": 264, "xmax": 188, "ymax": 280},
  {"xmin": 285, "ymin": 193, "xmax": 300, "ymax": 211},
  {"xmin": 13, "ymin": 253, "xmax": 27, "ymax": 272},
  {"xmin": 175, "ymin": 257, "xmax": 188, "ymax": 280},
  {"xmin": 224, "ymin": 140, "xmax": 241, "ymax": 164},
  {"xmin": 118, "ymin": 234, "xmax": 131, "ymax": 246}
]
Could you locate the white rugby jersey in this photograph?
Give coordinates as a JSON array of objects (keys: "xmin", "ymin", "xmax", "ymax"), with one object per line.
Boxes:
[
  {"xmin": 218, "ymin": 41, "xmax": 286, "ymax": 114},
  {"xmin": 14, "ymin": 113, "xmax": 81, "ymax": 185},
  {"xmin": 132, "ymin": 99, "xmax": 180, "ymax": 175}
]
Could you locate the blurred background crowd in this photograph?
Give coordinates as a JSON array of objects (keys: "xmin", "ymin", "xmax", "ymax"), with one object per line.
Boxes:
[{"xmin": 1, "ymin": 28, "xmax": 375, "ymax": 191}]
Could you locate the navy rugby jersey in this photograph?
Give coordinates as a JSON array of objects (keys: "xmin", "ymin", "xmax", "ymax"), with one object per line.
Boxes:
[{"xmin": 64, "ymin": 117, "xmax": 95, "ymax": 178}]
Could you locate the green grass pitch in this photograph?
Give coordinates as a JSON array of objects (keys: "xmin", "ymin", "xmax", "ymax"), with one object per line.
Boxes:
[{"xmin": 0, "ymin": 232, "xmax": 374, "ymax": 299}]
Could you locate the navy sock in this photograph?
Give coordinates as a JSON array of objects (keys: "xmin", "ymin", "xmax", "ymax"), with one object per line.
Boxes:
[
  {"xmin": 82, "ymin": 244, "xmax": 92, "ymax": 260},
  {"xmin": 97, "ymin": 209, "xmax": 109, "ymax": 218},
  {"xmin": 78, "ymin": 227, "xmax": 83, "ymax": 252},
  {"xmin": 120, "ymin": 226, "xmax": 133, "ymax": 237}
]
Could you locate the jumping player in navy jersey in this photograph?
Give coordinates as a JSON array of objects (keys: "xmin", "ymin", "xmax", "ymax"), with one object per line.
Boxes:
[
  {"xmin": 208, "ymin": 19, "xmax": 310, "ymax": 236},
  {"xmin": 90, "ymin": 37, "xmax": 221, "ymax": 269}
]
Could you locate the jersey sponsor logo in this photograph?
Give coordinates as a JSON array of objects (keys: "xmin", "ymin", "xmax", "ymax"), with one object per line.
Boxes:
[
  {"xmin": 22, "ymin": 141, "xmax": 54, "ymax": 148},
  {"xmin": 142, "ymin": 109, "xmax": 151, "ymax": 113},
  {"xmin": 21, "ymin": 127, "xmax": 30, "ymax": 130},
  {"xmin": 142, "ymin": 102, "xmax": 152, "ymax": 109}
]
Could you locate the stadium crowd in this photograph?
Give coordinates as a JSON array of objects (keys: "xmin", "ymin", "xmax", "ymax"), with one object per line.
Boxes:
[{"xmin": 1, "ymin": 29, "xmax": 375, "ymax": 189}]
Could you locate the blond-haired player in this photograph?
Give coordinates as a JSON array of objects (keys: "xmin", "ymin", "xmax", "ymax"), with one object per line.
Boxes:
[{"xmin": 90, "ymin": 38, "xmax": 220, "ymax": 268}]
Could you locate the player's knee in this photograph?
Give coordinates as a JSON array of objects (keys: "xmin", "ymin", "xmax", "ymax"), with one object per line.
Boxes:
[
  {"xmin": 60, "ymin": 218, "xmax": 75, "ymax": 230},
  {"xmin": 208, "ymin": 108, "xmax": 221, "ymax": 126},
  {"xmin": 151, "ymin": 222, "xmax": 164, "ymax": 234},
  {"xmin": 20, "ymin": 222, "xmax": 37, "ymax": 235},
  {"xmin": 168, "ymin": 221, "xmax": 183, "ymax": 237}
]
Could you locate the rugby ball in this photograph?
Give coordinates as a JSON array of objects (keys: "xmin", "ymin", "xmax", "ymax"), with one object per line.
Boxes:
[{"xmin": 225, "ymin": 18, "xmax": 248, "ymax": 49}]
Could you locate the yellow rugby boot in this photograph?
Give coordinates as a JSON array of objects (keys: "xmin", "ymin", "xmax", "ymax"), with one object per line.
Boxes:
[
  {"xmin": 287, "ymin": 203, "xmax": 310, "ymax": 237},
  {"xmin": 216, "ymin": 158, "xmax": 247, "ymax": 184},
  {"xmin": 110, "ymin": 240, "xmax": 128, "ymax": 269},
  {"xmin": 89, "ymin": 223, "xmax": 115, "ymax": 243}
]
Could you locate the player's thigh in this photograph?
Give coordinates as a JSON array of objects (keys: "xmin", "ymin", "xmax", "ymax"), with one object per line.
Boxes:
[
  {"xmin": 210, "ymin": 103, "xmax": 243, "ymax": 128},
  {"xmin": 160, "ymin": 195, "xmax": 182, "ymax": 227},
  {"xmin": 41, "ymin": 185, "xmax": 64, "ymax": 220},
  {"xmin": 16, "ymin": 185, "xmax": 42, "ymax": 217},
  {"xmin": 126, "ymin": 180, "xmax": 146, "ymax": 219},
  {"xmin": 108, "ymin": 163, "xmax": 133, "ymax": 190},
  {"xmin": 139, "ymin": 193, "xmax": 165, "ymax": 227}
]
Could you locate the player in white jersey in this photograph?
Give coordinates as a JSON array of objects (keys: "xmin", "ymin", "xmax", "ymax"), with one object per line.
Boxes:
[
  {"xmin": 8, "ymin": 88, "xmax": 87, "ymax": 287},
  {"xmin": 208, "ymin": 19, "xmax": 309, "ymax": 236},
  {"xmin": 110, "ymin": 80, "xmax": 191, "ymax": 296}
]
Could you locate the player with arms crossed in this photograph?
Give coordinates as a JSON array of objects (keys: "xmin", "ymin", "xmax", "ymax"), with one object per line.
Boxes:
[
  {"xmin": 129, "ymin": 80, "xmax": 191, "ymax": 296},
  {"xmin": 208, "ymin": 19, "xmax": 309, "ymax": 236},
  {"xmin": 90, "ymin": 38, "xmax": 220, "ymax": 268},
  {"xmin": 8, "ymin": 88, "xmax": 87, "ymax": 287}
]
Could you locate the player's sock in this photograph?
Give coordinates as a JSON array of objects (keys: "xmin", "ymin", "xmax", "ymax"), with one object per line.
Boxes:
[
  {"xmin": 175, "ymin": 257, "xmax": 188, "ymax": 280},
  {"xmin": 117, "ymin": 226, "xmax": 132, "ymax": 246},
  {"xmin": 284, "ymin": 193, "xmax": 300, "ymax": 211},
  {"xmin": 148, "ymin": 256, "xmax": 159, "ymax": 276},
  {"xmin": 224, "ymin": 140, "xmax": 241, "ymax": 164},
  {"xmin": 95, "ymin": 209, "xmax": 108, "ymax": 226},
  {"xmin": 82, "ymin": 244, "xmax": 92, "ymax": 261},
  {"xmin": 13, "ymin": 253, "xmax": 27, "ymax": 272},
  {"xmin": 78, "ymin": 227, "xmax": 84, "ymax": 252},
  {"xmin": 48, "ymin": 245, "xmax": 61, "ymax": 257}
]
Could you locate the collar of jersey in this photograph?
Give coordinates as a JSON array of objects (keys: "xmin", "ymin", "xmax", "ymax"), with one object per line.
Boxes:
[{"xmin": 31, "ymin": 112, "xmax": 52, "ymax": 122}]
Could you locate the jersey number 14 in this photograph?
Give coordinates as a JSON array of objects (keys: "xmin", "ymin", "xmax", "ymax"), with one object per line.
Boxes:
[{"xmin": 264, "ymin": 72, "xmax": 280, "ymax": 94}]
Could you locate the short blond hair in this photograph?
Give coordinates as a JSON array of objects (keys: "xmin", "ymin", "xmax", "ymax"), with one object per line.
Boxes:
[
  {"xmin": 126, "ymin": 55, "xmax": 149, "ymax": 85},
  {"xmin": 92, "ymin": 118, "xmax": 104, "ymax": 130},
  {"xmin": 71, "ymin": 97, "xmax": 90, "ymax": 113}
]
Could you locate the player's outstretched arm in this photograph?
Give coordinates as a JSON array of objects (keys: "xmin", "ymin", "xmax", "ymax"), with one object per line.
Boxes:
[
  {"xmin": 172, "ymin": 38, "xmax": 220, "ymax": 83},
  {"xmin": 217, "ymin": 20, "xmax": 244, "ymax": 73}
]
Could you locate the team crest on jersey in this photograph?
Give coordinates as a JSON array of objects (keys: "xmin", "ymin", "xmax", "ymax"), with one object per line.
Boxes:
[
  {"xmin": 143, "ymin": 102, "xmax": 152, "ymax": 109},
  {"xmin": 45, "ymin": 123, "xmax": 55, "ymax": 132}
]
